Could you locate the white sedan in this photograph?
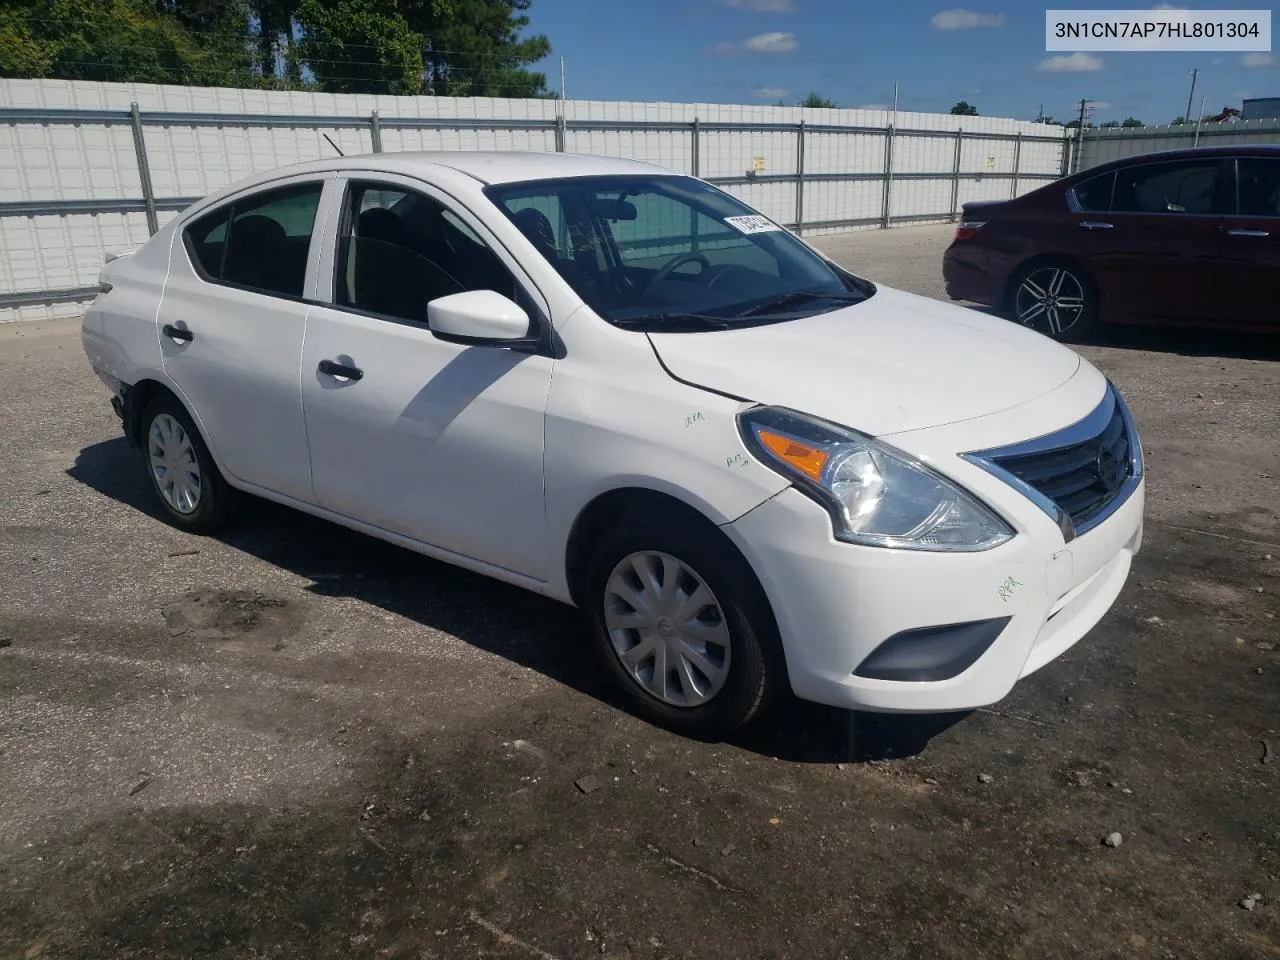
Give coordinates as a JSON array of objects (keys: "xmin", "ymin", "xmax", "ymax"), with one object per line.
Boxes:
[{"xmin": 82, "ymin": 151, "xmax": 1145, "ymax": 736}]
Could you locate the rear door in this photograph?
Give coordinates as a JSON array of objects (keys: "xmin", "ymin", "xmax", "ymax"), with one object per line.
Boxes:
[
  {"xmin": 159, "ymin": 176, "xmax": 332, "ymax": 503},
  {"xmin": 1214, "ymin": 156, "xmax": 1280, "ymax": 327},
  {"xmin": 1073, "ymin": 157, "xmax": 1226, "ymax": 324}
]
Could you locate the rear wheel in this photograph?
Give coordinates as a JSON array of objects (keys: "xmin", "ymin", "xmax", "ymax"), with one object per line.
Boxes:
[
  {"xmin": 140, "ymin": 395, "xmax": 235, "ymax": 533},
  {"xmin": 583, "ymin": 510, "xmax": 785, "ymax": 738},
  {"xmin": 1007, "ymin": 260, "xmax": 1098, "ymax": 342}
]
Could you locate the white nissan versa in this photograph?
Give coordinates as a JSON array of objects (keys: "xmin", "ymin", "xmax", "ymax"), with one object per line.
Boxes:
[{"xmin": 82, "ymin": 152, "xmax": 1145, "ymax": 736}]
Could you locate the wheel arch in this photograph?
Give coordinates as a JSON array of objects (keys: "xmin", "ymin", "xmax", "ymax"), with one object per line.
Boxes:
[
  {"xmin": 122, "ymin": 376, "xmax": 233, "ymax": 481},
  {"xmin": 564, "ymin": 486, "xmax": 749, "ymax": 610}
]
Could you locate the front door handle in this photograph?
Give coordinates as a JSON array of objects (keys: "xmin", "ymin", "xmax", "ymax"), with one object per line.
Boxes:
[
  {"xmin": 1079, "ymin": 221, "xmax": 1114, "ymax": 231},
  {"xmin": 162, "ymin": 323, "xmax": 193, "ymax": 343},
  {"xmin": 318, "ymin": 358, "xmax": 363, "ymax": 382},
  {"xmin": 1226, "ymin": 228, "xmax": 1269, "ymax": 238}
]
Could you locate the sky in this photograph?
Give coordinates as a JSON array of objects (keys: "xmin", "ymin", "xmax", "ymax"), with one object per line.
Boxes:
[{"xmin": 523, "ymin": 0, "xmax": 1278, "ymax": 124}]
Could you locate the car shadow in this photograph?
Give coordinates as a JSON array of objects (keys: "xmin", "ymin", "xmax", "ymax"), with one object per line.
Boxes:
[
  {"xmin": 68, "ymin": 436, "xmax": 973, "ymax": 764},
  {"xmin": 954, "ymin": 301, "xmax": 1280, "ymax": 362}
]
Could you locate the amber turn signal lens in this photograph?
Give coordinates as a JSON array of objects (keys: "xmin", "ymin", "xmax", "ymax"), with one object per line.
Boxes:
[{"xmin": 756, "ymin": 429, "xmax": 829, "ymax": 482}]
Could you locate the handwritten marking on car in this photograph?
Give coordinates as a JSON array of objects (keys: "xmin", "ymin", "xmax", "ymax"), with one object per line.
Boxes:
[
  {"xmin": 684, "ymin": 411, "xmax": 706, "ymax": 428},
  {"xmin": 997, "ymin": 576, "xmax": 1022, "ymax": 603},
  {"xmin": 725, "ymin": 453, "xmax": 750, "ymax": 469}
]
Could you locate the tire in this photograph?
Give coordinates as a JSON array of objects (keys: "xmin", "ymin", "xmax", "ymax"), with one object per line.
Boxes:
[
  {"xmin": 1006, "ymin": 259, "xmax": 1099, "ymax": 343},
  {"xmin": 582, "ymin": 508, "xmax": 785, "ymax": 738},
  {"xmin": 139, "ymin": 394, "xmax": 235, "ymax": 533}
]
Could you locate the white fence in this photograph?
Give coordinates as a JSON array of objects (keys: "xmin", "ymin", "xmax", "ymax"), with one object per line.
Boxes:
[
  {"xmin": 0, "ymin": 79, "xmax": 1069, "ymax": 322},
  {"xmin": 1074, "ymin": 118, "xmax": 1280, "ymax": 172}
]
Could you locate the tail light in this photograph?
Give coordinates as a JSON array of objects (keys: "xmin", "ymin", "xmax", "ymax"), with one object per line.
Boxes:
[{"xmin": 954, "ymin": 220, "xmax": 987, "ymax": 241}]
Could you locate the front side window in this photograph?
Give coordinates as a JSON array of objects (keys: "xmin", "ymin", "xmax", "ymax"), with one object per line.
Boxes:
[
  {"xmin": 486, "ymin": 175, "xmax": 870, "ymax": 330},
  {"xmin": 1111, "ymin": 160, "xmax": 1220, "ymax": 215},
  {"xmin": 334, "ymin": 181, "xmax": 521, "ymax": 324},
  {"xmin": 1236, "ymin": 158, "xmax": 1280, "ymax": 217},
  {"xmin": 183, "ymin": 182, "xmax": 323, "ymax": 297}
]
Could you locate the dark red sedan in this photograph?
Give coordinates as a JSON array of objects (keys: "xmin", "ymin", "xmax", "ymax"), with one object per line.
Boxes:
[{"xmin": 942, "ymin": 145, "xmax": 1280, "ymax": 341}]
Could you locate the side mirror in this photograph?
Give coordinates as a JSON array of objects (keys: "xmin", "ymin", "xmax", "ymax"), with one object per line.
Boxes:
[{"xmin": 427, "ymin": 290, "xmax": 533, "ymax": 348}]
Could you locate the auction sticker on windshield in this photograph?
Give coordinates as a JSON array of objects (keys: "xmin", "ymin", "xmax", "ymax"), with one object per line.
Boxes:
[{"xmin": 725, "ymin": 215, "xmax": 782, "ymax": 234}]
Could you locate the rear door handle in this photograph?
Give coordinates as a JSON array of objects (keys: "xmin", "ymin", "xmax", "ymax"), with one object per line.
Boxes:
[
  {"xmin": 1226, "ymin": 228, "xmax": 1269, "ymax": 237},
  {"xmin": 1079, "ymin": 221, "xmax": 1114, "ymax": 231},
  {"xmin": 318, "ymin": 358, "xmax": 363, "ymax": 382},
  {"xmin": 161, "ymin": 323, "xmax": 193, "ymax": 343}
]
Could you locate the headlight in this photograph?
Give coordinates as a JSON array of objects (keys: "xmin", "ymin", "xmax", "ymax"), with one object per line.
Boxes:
[{"xmin": 738, "ymin": 407, "xmax": 1014, "ymax": 551}]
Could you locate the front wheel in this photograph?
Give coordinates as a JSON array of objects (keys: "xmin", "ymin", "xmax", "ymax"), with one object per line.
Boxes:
[
  {"xmin": 1007, "ymin": 260, "xmax": 1098, "ymax": 343},
  {"xmin": 583, "ymin": 510, "xmax": 785, "ymax": 738}
]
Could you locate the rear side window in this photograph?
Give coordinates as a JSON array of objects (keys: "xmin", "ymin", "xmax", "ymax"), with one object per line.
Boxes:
[
  {"xmin": 183, "ymin": 182, "xmax": 323, "ymax": 298},
  {"xmin": 1072, "ymin": 172, "xmax": 1114, "ymax": 212},
  {"xmin": 1236, "ymin": 157, "xmax": 1280, "ymax": 217},
  {"xmin": 1111, "ymin": 160, "xmax": 1220, "ymax": 215}
]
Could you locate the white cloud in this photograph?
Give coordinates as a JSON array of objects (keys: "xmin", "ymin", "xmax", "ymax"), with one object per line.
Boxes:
[
  {"xmin": 721, "ymin": 0, "xmax": 797, "ymax": 11},
  {"xmin": 930, "ymin": 8, "xmax": 1004, "ymax": 29},
  {"xmin": 1039, "ymin": 52, "xmax": 1104, "ymax": 72},
  {"xmin": 754, "ymin": 87, "xmax": 789, "ymax": 99},
  {"xmin": 1091, "ymin": 100, "xmax": 1113, "ymax": 110},
  {"xmin": 1242, "ymin": 52, "xmax": 1274, "ymax": 68},
  {"xmin": 743, "ymin": 31, "xmax": 798, "ymax": 52},
  {"xmin": 1150, "ymin": 2, "xmax": 1183, "ymax": 8}
]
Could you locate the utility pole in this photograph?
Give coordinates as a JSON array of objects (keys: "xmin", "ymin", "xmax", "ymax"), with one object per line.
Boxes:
[
  {"xmin": 1193, "ymin": 94, "xmax": 1207, "ymax": 146},
  {"xmin": 560, "ymin": 57, "xmax": 566, "ymax": 103},
  {"xmin": 1184, "ymin": 68, "xmax": 1197, "ymax": 123},
  {"xmin": 1073, "ymin": 98, "xmax": 1090, "ymax": 174}
]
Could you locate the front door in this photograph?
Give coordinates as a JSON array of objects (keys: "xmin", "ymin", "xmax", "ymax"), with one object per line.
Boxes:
[
  {"xmin": 158, "ymin": 177, "xmax": 329, "ymax": 503},
  {"xmin": 1079, "ymin": 157, "xmax": 1227, "ymax": 325},
  {"xmin": 1214, "ymin": 156, "xmax": 1280, "ymax": 327},
  {"xmin": 300, "ymin": 176, "xmax": 553, "ymax": 579}
]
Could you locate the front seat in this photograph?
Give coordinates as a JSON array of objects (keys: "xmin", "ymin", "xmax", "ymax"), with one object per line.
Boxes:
[{"xmin": 512, "ymin": 207, "xmax": 559, "ymax": 265}]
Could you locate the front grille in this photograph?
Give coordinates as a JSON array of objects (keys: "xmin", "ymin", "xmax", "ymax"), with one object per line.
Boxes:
[
  {"xmin": 990, "ymin": 404, "xmax": 1131, "ymax": 528},
  {"xmin": 963, "ymin": 384, "xmax": 1141, "ymax": 541}
]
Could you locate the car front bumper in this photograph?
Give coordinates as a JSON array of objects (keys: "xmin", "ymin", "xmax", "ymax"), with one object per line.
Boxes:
[{"xmin": 724, "ymin": 478, "xmax": 1143, "ymax": 713}]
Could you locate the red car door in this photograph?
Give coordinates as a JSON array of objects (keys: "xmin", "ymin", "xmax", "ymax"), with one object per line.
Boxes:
[
  {"xmin": 1214, "ymin": 156, "xmax": 1280, "ymax": 328},
  {"xmin": 1075, "ymin": 157, "xmax": 1227, "ymax": 325}
]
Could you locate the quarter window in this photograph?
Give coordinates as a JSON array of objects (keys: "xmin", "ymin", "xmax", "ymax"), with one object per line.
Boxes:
[
  {"xmin": 1111, "ymin": 160, "xmax": 1220, "ymax": 215},
  {"xmin": 183, "ymin": 182, "xmax": 323, "ymax": 297},
  {"xmin": 334, "ymin": 182, "xmax": 523, "ymax": 324}
]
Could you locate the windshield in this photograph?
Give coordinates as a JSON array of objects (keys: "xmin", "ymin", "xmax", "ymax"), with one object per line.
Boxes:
[{"xmin": 485, "ymin": 175, "xmax": 872, "ymax": 330}]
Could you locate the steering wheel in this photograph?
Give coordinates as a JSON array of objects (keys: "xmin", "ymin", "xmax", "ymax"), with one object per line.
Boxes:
[{"xmin": 642, "ymin": 252, "xmax": 710, "ymax": 295}]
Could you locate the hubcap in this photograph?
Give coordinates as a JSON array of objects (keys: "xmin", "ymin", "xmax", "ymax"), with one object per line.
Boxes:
[
  {"xmin": 148, "ymin": 413, "xmax": 202, "ymax": 515},
  {"xmin": 602, "ymin": 551, "xmax": 732, "ymax": 708},
  {"xmin": 1015, "ymin": 267, "xmax": 1086, "ymax": 337}
]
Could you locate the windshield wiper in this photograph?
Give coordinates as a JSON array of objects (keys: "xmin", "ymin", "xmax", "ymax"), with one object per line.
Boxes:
[
  {"xmin": 612, "ymin": 312, "xmax": 737, "ymax": 330},
  {"xmin": 735, "ymin": 287, "xmax": 868, "ymax": 318}
]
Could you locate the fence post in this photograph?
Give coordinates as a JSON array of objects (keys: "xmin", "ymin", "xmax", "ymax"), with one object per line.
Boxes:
[
  {"xmin": 691, "ymin": 118, "xmax": 700, "ymax": 177},
  {"xmin": 129, "ymin": 102, "xmax": 158, "ymax": 236},
  {"xmin": 950, "ymin": 128, "xmax": 963, "ymax": 221},
  {"xmin": 555, "ymin": 114, "xmax": 566, "ymax": 152},
  {"xmin": 794, "ymin": 120, "xmax": 805, "ymax": 233},
  {"xmin": 1010, "ymin": 132, "xmax": 1022, "ymax": 199},
  {"xmin": 370, "ymin": 110, "xmax": 383, "ymax": 153},
  {"xmin": 880, "ymin": 121, "xmax": 895, "ymax": 228}
]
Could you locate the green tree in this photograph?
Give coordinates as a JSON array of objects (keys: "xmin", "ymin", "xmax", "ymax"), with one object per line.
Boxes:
[
  {"xmin": 798, "ymin": 92, "xmax": 836, "ymax": 108},
  {"xmin": 0, "ymin": 0, "xmax": 255, "ymax": 85},
  {"xmin": 406, "ymin": 0, "xmax": 551, "ymax": 98},
  {"xmin": 1121, "ymin": 116, "xmax": 1143, "ymax": 127},
  {"xmin": 949, "ymin": 100, "xmax": 978, "ymax": 116},
  {"xmin": 295, "ymin": 0, "xmax": 422, "ymax": 93},
  {"xmin": 1099, "ymin": 119, "xmax": 1120, "ymax": 128}
]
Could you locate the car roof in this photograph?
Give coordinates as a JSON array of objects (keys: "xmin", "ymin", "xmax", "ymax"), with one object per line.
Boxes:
[
  {"xmin": 1077, "ymin": 143, "xmax": 1280, "ymax": 177},
  {"xmin": 254, "ymin": 151, "xmax": 676, "ymax": 186}
]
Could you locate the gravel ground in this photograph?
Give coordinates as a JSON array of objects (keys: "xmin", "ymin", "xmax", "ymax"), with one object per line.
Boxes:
[{"xmin": 1, "ymin": 223, "xmax": 1277, "ymax": 960}]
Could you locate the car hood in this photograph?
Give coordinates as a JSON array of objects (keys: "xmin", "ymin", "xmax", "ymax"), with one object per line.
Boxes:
[{"xmin": 647, "ymin": 285, "xmax": 1081, "ymax": 436}]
